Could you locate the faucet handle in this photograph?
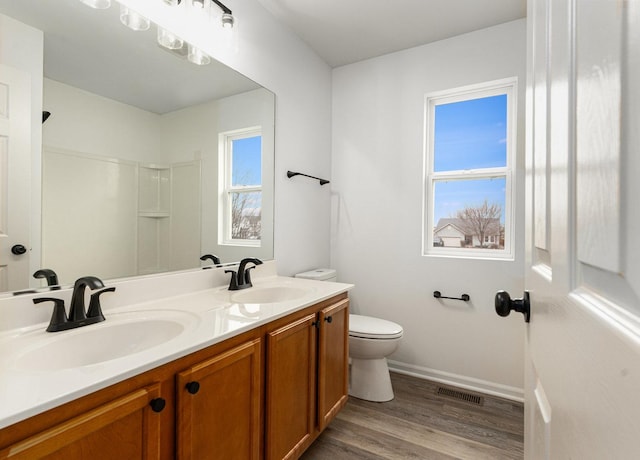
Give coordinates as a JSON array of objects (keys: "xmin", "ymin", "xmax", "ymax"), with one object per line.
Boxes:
[
  {"xmin": 34, "ymin": 297, "xmax": 68, "ymax": 332},
  {"xmin": 87, "ymin": 287, "xmax": 115, "ymax": 321},
  {"xmin": 225, "ymin": 270, "xmax": 239, "ymax": 290},
  {"xmin": 244, "ymin": 266, "xmax": 258, "ymax": 286}
]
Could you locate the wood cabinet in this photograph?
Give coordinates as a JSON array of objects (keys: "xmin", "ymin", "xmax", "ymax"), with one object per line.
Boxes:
[
  {"xmin": 0, "ymin": 293, "xmax": 348, "ymax": 460},
  {"xmin": 176, "ymin": 339, "xmax": 262, "ymax": 460},
  {"xmin": 0, "ymin": 384, "xmax": 164, "ymax": 460},
  {"xmin": 265, "ymin": 296, "xmax": 349, "ymax": 460}
]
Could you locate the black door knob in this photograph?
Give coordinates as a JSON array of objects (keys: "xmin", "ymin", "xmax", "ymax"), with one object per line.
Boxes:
[
  {"xmin": 11, "ymin": 244, "xmax": 27, "ymax": 255},
  {"xmin": 185, "ymin": 381, "xmax": 200, "ymax": 394},
  {"xmin": 495, "ymin": 290, "xmax": 530, "ymax": 323},
  {"xmin": 149, "ymin": 398, "xmax": 166, "ymax": 413},
  {"xmin": 325, "ymin": 316, "xmax": 333, "ymax": 323}
]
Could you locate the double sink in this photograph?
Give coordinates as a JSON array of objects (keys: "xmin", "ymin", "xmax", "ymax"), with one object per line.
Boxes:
[{"xmin": 2, "ymin": 284, "xmax": 311, "ymax": 371}]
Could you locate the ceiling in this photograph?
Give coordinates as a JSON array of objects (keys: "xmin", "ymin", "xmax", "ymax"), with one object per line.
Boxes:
[{"xmin": 257, "ymin": 0, "xmax": 527, "ymax": 67}]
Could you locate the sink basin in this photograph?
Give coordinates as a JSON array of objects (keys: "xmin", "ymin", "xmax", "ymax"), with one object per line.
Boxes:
[
  {"xmin": 229, "ymin": 286, "xmax": 311, "ymax": 304},
  {"xmin": 8, "ymin": 310, "xmax": 199, "ymax": 371}
]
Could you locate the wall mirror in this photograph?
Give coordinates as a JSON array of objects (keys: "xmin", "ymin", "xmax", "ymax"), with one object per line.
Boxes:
[{"xmin": 0, "ymin": 0, "xmax": 275, "ymax": 295}]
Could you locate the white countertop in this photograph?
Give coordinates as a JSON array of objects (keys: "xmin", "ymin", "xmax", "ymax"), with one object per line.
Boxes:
[{"xmin": 0, "ymin": 273, "xmax": 352, "ymax": 429}]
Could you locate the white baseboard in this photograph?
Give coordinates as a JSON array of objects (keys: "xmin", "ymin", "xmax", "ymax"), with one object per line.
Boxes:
[{"xmin": 387, "ymin": 359, "xmax": 524, "ymax": 403}]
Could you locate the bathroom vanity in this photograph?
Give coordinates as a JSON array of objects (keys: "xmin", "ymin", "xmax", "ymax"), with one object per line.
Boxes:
[{"xmin": 0, "ymin": 263, "xmax": 352, "ymax": 459}]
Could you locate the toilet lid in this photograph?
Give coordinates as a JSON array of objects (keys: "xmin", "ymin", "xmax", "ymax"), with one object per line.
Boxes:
[{"xmin": 349, "ymin": 314, "xmax": 403, "ymax": 339}]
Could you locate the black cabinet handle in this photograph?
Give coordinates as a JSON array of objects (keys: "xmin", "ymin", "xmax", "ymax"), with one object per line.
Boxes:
[
  {"xmin": 185, "ymin": 381, "xmax": 200, "ymax": 394},
  {"xmin": 11, "ymin": 244, "xmax": 27, "ymax": 255},
  {"xmin": 495, "ymin": 291, "xmax": 530, "ymax": 323},
  {"xmin": 324, "ymin": 316, "xmax": 333, "ymax": 323},
  {"xmin": 149, "ymin": 398, "xmax": 166, "ymax": 413}
]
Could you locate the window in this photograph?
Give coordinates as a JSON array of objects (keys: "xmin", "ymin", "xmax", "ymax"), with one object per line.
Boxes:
[
  {"xmin": 423, "ymin": 78, "xmax": 516, "ymax": 258},
  {"xmin": 219, "ymin": 127, "xmax": 262, "ymax": 246}
]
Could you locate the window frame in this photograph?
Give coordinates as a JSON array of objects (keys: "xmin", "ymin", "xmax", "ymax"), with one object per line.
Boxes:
[
  {"xmin": 218, "ymin": 126, "xmax": 263, "ymax": 248},
  {"xmin": 422, "ymin": 78, "xmax": 517, "ymax": 260}
]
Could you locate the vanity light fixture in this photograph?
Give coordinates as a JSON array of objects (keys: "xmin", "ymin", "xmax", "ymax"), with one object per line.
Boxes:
[
  {"xmin": 120, "ymin": 5, "xmax": 151, "ymax": 31},
  {"xmin": 80, "ymin": 0, "xmax": 111, "ymax": 9},
  {"xmin": 81, "ymin": 0, "xmax": 233, "ymax": 65}
]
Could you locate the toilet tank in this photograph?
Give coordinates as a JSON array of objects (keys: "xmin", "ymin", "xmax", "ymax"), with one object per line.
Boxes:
[{"xmin": 295, "ymin": 268, "xmax": 337, "ymax": 282}]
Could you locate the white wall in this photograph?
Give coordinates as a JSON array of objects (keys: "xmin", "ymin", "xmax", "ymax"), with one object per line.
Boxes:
[
  {"xmin": 119, "ymin": 0, "xmax": 333, "ymax": 276},
  {"xmin": 44, "ymin": 79, "xmax": 163, "ymax": 162},
  {"xmin": 331, "ymin": 20, "xmax": 527, "ymax": 398}
]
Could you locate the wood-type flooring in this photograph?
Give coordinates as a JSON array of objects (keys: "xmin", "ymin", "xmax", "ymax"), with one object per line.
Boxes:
[{"xmin": 301, "ymin": 372, "xmax": 524, "ymax": 460}]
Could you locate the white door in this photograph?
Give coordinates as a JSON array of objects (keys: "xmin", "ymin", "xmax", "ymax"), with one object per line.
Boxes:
[
  {"xmin": 0, "ymin": 64, "xmax": 31, "ymax": 292},
  {"xmin": 518, "ymin": 0, "xmax": 640, "ymax": 458}
]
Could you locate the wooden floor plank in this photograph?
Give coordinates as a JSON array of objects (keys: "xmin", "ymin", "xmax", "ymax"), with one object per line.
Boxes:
[{"xmin": 301, "ymin": 372, "xmax": 524, "ymax": 460}]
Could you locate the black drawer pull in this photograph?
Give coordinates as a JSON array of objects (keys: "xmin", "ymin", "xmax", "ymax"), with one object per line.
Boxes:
[
  {"xmin": 149, "ymin": 398, "xmax": 166, "ymax": 413},
  {"xmin": 186, "ymin": 381, "xmax": 200, "ymax": 394}
]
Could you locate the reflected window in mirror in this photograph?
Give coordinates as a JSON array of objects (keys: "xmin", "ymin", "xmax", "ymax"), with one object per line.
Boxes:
[{"xmin": 220, "ymin": 128, "xmax": 262, "ymax": 246}]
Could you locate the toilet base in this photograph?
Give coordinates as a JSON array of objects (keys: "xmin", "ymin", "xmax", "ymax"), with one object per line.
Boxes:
[{"xmin": 349, "ymin": 357, "xmax": 394, "ymax": 402}]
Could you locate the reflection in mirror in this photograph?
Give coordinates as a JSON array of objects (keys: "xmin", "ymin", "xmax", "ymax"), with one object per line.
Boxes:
[{"xmin": 0, "ymin": 0, "xmax": 275, "ymax": 295}]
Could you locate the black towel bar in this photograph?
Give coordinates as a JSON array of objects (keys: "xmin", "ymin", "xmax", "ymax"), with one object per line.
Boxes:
[
  {"xmin": 287, "ymin": 170, "xmax": 330, "ymax": 185},
  {"xmin": 433, "ymin": 291, "xmax": 470, "ymax": 302}
]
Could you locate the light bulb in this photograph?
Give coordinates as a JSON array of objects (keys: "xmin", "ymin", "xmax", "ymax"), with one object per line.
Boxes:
[
  {"xmin": 221, "ymin": 13, "xmax": 234, "ymax": 29},
  {"xmin": 80, "ymin": 0, "xmax": 111, "ymax": 9},
  {"xmin": 187, "ymin": 44, "xmax": 211, "ymax": 65},
  {"xmin": 120, "ymin": 5, "xmax": 151, "ymax": 31},
  {"xmin": 157, "ymin": 27, "xmax": 184, "ymax": 50}
]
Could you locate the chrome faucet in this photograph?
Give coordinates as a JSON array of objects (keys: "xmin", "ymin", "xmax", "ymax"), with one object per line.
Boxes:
[
  {"xmin": 33, "ymin": 276, "xmax": 115, "ymax": 332},
  {"xmin": 225, "ymin": 258, "xmax": 263, "ymax": 290}
]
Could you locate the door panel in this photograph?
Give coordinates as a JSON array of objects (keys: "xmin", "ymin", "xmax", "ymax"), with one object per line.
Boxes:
[
  {"xmin": 0, "ymin": 385, "xmax": 162, "ymax": 459},
  {"xmin": 0, "ymin": 65, "xmax": 31, "ymax": 291},
  {"xmin": 317, "ymin": 298, "xmax": 349, "ymax": 431},
  {"xmin": 265, "ymin": 313, "xmax": 317, "ymax": 460},
  {"xmin": 176, "ymin": 339, "xmax": 262, "ymax": 460},
  {"xmin": 525, "ymin": 0, "xmax": 640, "ymax": 458}
]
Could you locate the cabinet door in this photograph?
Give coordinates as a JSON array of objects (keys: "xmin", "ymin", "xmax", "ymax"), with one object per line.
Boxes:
[
  {"xmin": 176, "ymin": 339, "xmax": 262, "ymax": 460},
  {"xmin": 265, "ymin": 313, "xmax": 317, "ymax": 460},
  {"xmin": 0, "ymin": 384, "xmax": 163, "ymax": 460},
  {"xmin": 317, "ymin": 298, "xmax": 349, "ymax": 430}
]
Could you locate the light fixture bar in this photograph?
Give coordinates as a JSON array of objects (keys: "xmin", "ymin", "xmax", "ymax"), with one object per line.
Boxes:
[{"xmin": 211, "ymin": 0, "xmax": 232, "ymax": 15}]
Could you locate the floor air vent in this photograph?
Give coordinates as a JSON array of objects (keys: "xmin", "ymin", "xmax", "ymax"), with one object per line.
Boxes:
[{"xmin": 436, "ymin": 386, "xmax": 484, "ymax": 406}]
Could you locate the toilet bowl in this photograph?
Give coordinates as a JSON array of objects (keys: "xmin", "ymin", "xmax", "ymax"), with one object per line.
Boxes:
[{"xmin": 348, "ymin": 314, "xmax": 403, "ymax": 402}]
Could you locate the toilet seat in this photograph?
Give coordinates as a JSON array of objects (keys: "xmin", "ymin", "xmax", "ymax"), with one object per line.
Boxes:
[{"xmin": 349, "ymin": 314, "xmax": 403, "ymax": 340}]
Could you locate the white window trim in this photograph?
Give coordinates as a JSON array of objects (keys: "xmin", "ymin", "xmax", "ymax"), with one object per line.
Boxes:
[
  {"xmin": 218, "ymin": 126, "xmax": 262, "ymax": 248},
  {"xmin": 422, "ymin": 77, "xmax": 517, "ymax": 260}
]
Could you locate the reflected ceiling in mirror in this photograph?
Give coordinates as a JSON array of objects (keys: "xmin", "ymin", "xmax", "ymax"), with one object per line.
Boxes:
[{"xmin": 0, "ymin": 0, "xmax": 275, "ymax": 295}]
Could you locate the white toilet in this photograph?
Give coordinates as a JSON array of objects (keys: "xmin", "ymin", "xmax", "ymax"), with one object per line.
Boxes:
[
  {"xmin": 348, "ymin": 314, "xmax": 403, "ymax": 402},
  {"xmin": 295, "ymin": 269, "xmax": 404, "ymax": 403}
]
